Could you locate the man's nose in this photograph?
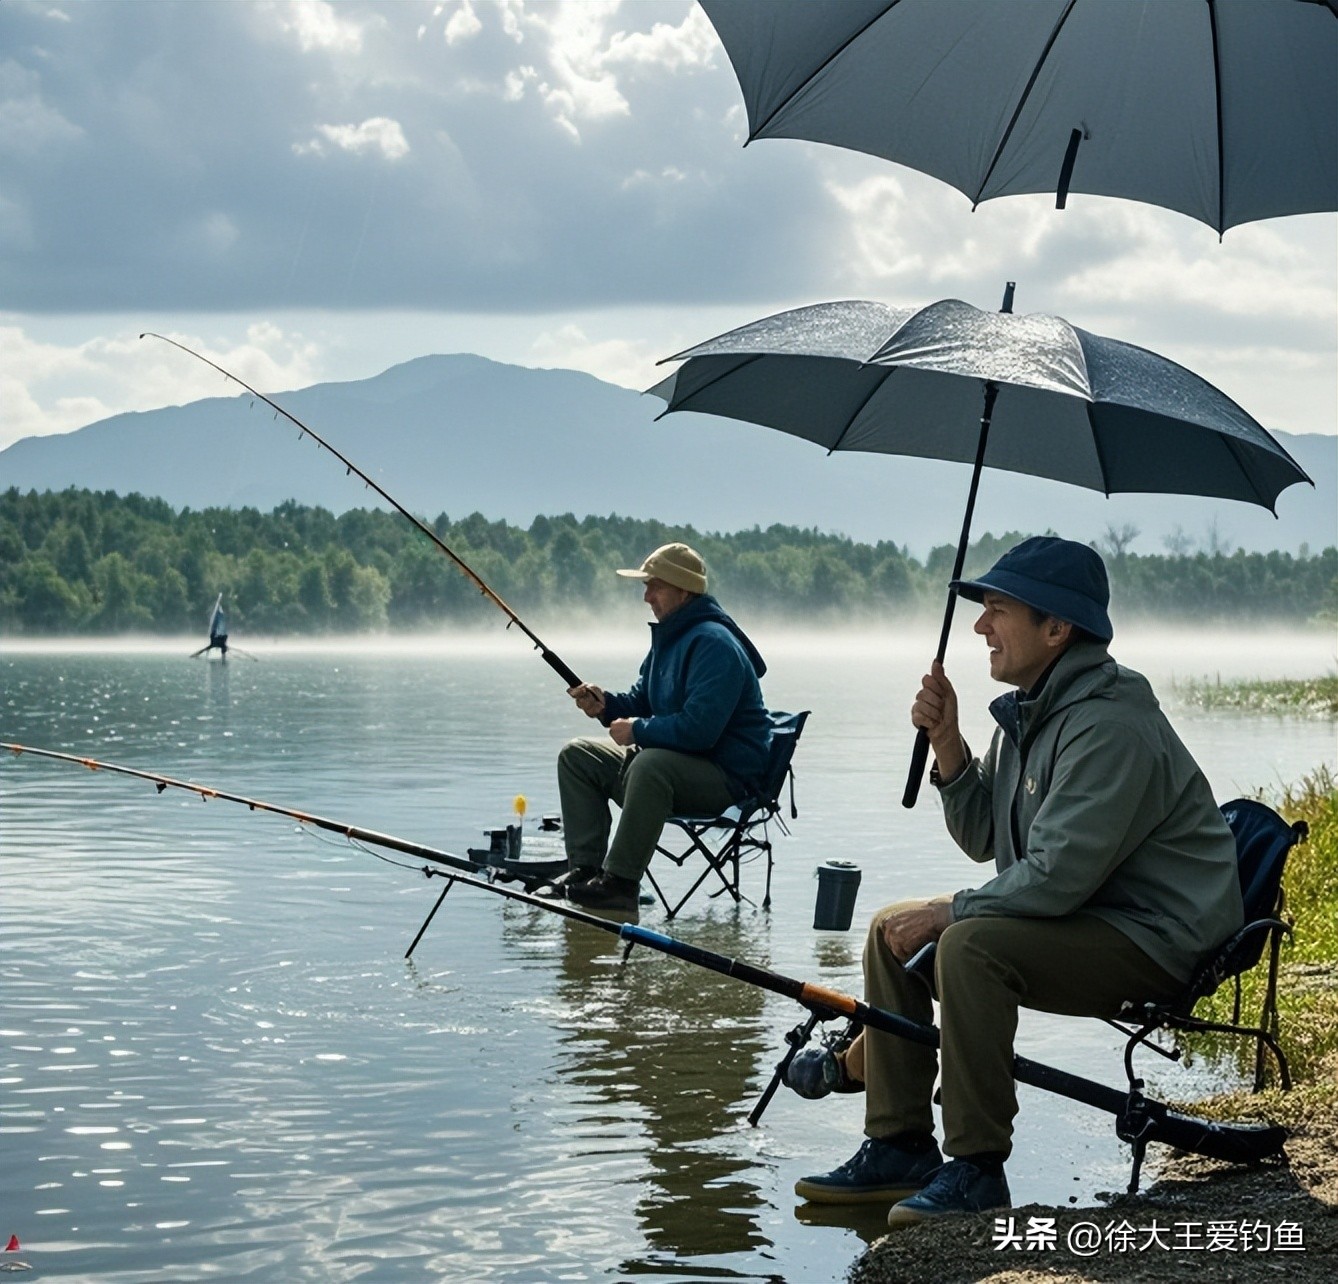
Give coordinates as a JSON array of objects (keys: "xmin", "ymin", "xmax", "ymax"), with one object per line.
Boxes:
[{"xmin": 973, "ymin": 611, "xmax": 988, "ymax": 635}]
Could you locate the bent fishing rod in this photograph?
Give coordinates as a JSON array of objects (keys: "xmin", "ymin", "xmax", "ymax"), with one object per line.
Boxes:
[
  {"xmin": 140, "ymin": 332, "xmax": 581, "ymax": 688},
  {"xmin": 6, "ymin": 742, "xmax": 1286, "ymax": 1178}
]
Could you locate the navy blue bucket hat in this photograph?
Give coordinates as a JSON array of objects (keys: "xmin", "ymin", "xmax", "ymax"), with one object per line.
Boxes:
[{"xmin": 950, "ymin": 536, "xmax": 1113, "ymax": 642}]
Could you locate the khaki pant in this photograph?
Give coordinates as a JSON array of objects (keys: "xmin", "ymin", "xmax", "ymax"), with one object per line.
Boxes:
[
  {"xmin": 556, "ymin": 738, "xmax": 735, "ymax": 881},
  {"xmin": 861, "ymin": 902, "xmax": 1184, "ymax": 1158}
]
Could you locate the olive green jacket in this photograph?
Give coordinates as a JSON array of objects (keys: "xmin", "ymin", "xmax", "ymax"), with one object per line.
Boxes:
[{"xmin": 940, "ymin": 640, "xmax": 1243, "ymax": 984}]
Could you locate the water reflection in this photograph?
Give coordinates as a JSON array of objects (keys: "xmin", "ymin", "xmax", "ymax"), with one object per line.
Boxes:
[{"xmin": 538, "ymin": 912, "xmax": 776, "ymax": 1276}]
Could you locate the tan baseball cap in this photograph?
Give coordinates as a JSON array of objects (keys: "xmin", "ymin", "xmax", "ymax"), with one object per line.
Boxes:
[{"xmin": 615, "ymin": 542, "xmax": 707, "ymax": 594}]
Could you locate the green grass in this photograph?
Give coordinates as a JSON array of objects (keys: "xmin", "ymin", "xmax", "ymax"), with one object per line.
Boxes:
[
  {"xmin": 1174, "ymin": 674, "xmax": 1338, "ymax": 717},
  {"xmin": 1180, "ymin": 767, "xmax": 1338, "ymax": 1086}
]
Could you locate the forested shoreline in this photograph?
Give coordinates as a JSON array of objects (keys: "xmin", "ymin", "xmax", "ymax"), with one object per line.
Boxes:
[{"xmin": 1, "ymin": 487, "xmax": 1334, "ymax": 635}]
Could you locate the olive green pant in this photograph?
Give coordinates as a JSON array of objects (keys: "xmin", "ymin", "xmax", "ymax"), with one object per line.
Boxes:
[
  {"xmin": 556, "ymin": 738, "xmax": 735, "ymax": 881},
  {"xmin": 863, "ymin": 902, "xmax": 1184, "ymax": 1158}
]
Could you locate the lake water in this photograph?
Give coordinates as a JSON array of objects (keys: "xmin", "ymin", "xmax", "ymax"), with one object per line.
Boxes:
[{"xmin": 2, "ymin": 625, "xmax": 1334, "ymax": 1283}]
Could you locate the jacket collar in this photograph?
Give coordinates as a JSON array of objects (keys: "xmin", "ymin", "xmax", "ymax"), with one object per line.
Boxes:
[
  {"xmin": 647, "ymin": 594, "xmax": 767, "ymax": 677},
  {"xmin": 988, "ymin": 639, "xmax": 1114, "ymax": 747}
]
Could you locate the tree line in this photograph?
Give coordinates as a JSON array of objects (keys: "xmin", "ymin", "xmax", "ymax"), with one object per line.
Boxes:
[{"xmin": 1, "ymin": 487, "xmax": 1333, "ymax": 635}]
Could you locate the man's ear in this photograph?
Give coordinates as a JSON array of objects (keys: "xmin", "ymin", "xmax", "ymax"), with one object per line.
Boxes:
[{"xmin": 1047, "ymin": 618, "xmax": 1074, "ymax": 647}]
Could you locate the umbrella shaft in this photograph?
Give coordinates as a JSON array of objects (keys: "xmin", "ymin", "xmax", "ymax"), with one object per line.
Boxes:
[{"xmin": 904, "ymin": 382, "xmax": 997, "ymax": 809}]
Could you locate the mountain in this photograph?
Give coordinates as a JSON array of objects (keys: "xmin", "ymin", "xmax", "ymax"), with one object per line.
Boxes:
[{"xmin": 2, "ymin": 354, "xmax": 1333, "ymax": 557}]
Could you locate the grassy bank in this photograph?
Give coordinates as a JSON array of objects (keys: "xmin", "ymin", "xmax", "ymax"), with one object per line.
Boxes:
[
  {"xmin": 1175, "ymin": 674, "xmax": 1338, "ymax": 717},
  {"xmin": 1179, "ymin": 761, "xmax": 1338, "ymax": 1091}
]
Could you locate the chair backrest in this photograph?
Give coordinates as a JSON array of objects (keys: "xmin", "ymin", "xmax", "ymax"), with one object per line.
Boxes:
[
  {"xmin": 1216, "ymin": 797, "xmax": 1307, "ymax": 977},
  {"xmin": 756, "ymin": 709, "xmax": 810, "ymax": 808}
]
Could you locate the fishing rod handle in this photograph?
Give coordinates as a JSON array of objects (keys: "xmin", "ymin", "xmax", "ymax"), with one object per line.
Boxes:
[
  {"xmin": 541, "ymin": 650, "xmax": 581, "ymax": 688},
  {"xmin": 902, "ymin": 727, "xmax": 931, "ymax": 808}
]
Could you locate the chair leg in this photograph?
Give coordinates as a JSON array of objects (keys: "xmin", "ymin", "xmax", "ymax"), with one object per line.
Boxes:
[{"xmin": 1116, "ymin": 1077, "xmax": 1155, "ymax": 1195}]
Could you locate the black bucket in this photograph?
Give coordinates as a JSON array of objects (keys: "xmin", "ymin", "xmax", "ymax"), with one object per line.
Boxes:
[{"xmin": 813, "ymin": 860, "xmax": 862, "ymax": 931}]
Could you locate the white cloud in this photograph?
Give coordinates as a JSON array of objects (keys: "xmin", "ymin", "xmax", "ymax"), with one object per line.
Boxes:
[
  {"xmin": 604, "ymin": 2, "xmax": 718, "ymax": 72},
  {"xmin": 443, "ymin": 0, "xmax": 482, "ymax": 47},
  {"xmin": 296, "ymin": 117, "xmax": 410, "ymax": 161},
  {"xmin": 528, "ymin": 321, "xmax": 658, "ymax": 390},
  {"xmin": 476, "ymin": 0, "xmax": 716, "ymax": 139},
  {"xmin": 503, "ymin": 64, "xmax": 537, "ymax": 102},
  {"xmin": 0, "ymin": 321, "xmax": 321, "ymax": 451},
  {"xmin": 264, "ymin": 0, "xmax": 365, "ymax": 53},
  {"xmin": 0, "ymin": 0, "xmax": 1331, "ymax": 452}
]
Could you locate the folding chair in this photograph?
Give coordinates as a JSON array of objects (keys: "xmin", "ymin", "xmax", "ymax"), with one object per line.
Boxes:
[
  {"xmin": 642, "ymin": 709, "xmax": 809, "ymax": 920},
  {"xmin": 1112, "ymin": 796, "xmax": 1308, "ymax": 1190}
]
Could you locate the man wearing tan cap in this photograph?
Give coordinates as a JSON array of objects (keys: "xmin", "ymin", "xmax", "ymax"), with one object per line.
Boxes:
[{"xmin": 555, "ymin": 542, "xmax": 772, "ymax": 912}]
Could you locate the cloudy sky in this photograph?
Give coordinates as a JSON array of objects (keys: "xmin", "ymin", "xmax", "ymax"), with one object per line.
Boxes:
[{"xmin": 2, "ymin": 0, "xmax": 1335, "ymax": 455}]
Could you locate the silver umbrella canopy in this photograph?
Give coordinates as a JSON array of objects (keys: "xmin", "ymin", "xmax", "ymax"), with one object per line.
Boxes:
[
  {"xmin": 700, "ymin": 0, "xmax": 1338, "ymax": 235},
  {"xmin": 648, "ymin": 292, "xmax": 1311, "ymax": 803}
]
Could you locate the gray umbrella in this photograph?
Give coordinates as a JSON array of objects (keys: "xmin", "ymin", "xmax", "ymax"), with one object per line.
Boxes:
[
  {"xmin": 647, "ymin": 290, "xmax": 1311, "ymax": 803},
  {"xmin": 700, "ymin": 0, "xmax": 1338, "ymax": 234}
]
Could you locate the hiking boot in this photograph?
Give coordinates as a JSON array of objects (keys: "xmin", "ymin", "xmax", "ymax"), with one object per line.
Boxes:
[
  {"xmin": 886, "ymin": 1159, "xmax": 1010, "ymax": 1226},
  {"xmin": 566, "ymin": 871, "xmax": 640, "ymax": 912},
  {"xmin": 535, "ymin": 865, "xmax": 599, "ymax": 898},
  {"xmin": 794, "ymin": 1137, "xmax": 943, "ymax": 1205},
  {"xmin": 784, "ymin": 1048, "xmax": 863, "ymax": 1099}
]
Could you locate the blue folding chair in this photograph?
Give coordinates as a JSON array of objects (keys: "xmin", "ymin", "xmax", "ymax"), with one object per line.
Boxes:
[
  {"xmin": 643, "ymin": 710, "xmax": 810, "ymax": 920},
  {"xmin": 1109, "ymin": 797, "xmax": 1307, "ymax": 1191},
  {"xmin": 1115, "ymin": 797, "xmax": 1307, "ymax": 1093}
]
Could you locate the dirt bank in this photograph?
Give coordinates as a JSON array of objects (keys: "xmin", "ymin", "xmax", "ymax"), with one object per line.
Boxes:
[{"xmin": 849, "ymin": 1059, "xmax": 1338, "ymax": 1284}]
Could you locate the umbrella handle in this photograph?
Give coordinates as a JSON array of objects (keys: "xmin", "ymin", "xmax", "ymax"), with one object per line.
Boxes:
[
  {"xmin": 902, "ymin": 371, "xmax": 1000, "ymax": 810},
  {"xmin": 902, "ymin": 728, "xmax": 931, "ymax": 808}
]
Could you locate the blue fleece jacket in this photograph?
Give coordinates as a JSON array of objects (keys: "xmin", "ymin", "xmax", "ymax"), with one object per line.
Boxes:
[{"xmin": 601, "ymin": 594, "xmax": 771, "ymax": 799}]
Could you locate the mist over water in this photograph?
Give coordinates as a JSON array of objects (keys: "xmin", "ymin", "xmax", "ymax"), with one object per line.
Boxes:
[{"xmin": 2, "ymin": 625, "xmax": 1333, "ymax": 1282}]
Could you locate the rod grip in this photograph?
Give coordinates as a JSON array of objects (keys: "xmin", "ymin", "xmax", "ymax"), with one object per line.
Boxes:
[
  {"xmin": 902, "ymin": 727, "xmax": 931, "ymax": 808},
  {"xmin": 541, "ymin": 650, "xmax": 581, "ymax": 688}
]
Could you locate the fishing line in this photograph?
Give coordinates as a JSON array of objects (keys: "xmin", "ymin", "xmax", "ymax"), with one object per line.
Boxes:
[{"xmin": 139, "ymin": 332, "xmax": 583, "ymax": 689}]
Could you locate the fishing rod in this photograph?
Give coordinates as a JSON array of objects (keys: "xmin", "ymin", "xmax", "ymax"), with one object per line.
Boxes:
[
  {"xmin": 140, "ymin": 332, "xmax": 582, "ymax": 688},
  {"xmin": 5, "ymin": 742, "xmax": 1287, "ymax": 1187},
  {"xmin": 1, "ymin": 742, "xmax": 537, "ymax": 890}
]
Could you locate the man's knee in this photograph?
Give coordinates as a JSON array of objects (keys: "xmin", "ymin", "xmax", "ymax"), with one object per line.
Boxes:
[
  {"xmin": 865, "ymin": 900, "xmax": 929, "ymax": 948},
  {"xmin": 558, "ymin": 738, "xmax": 617, "ymax": 793},
  {"xmin": 936, "ymin": 916, "xmax": 1024, "ymax": 990},
  {"xmin": 623, "ymin": 748, "xmax": 678, "ymax": 791}
]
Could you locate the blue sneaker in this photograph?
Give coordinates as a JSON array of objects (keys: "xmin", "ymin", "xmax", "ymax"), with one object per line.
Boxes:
[
  {"xmin": 794, "ymin": 1138, "xmax": 943, "ymax": 1205},
  {"xmin": 886, "ymin": 1159, "xmax": 1010, "ymax": 1226}
]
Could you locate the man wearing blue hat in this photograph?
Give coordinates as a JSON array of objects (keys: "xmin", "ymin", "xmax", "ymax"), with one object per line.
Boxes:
[{"xmin": 792, "ymin": 536, "xmax": 1243, "ymax": 1226}]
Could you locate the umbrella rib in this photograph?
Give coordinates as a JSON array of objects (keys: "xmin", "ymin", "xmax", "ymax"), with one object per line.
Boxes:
[
  {"xmin": 825, "ymin": 366, "xmax": 898, "ymax": 454},
  {"xmin": 749, "ymin": 0, "xmax": 902, "ymax": 141},
  {"xmin": 1086, "ymin": 404, "xmax": 1115, "ymax": 498},
  {"xmin": 973, "ymin": 0, "xmax": 1079, "ymax": 207},
  {"xmin": 1218, "ymin": 433, "xmax": 1278, "ymax": 515},
  {"xmin": 1208, "ymin": 0, "xmax": 1227, "ymax": 236},
  {"xmin": 651, "ymin": 354, "xmax": 765, "ymax": 421}
]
